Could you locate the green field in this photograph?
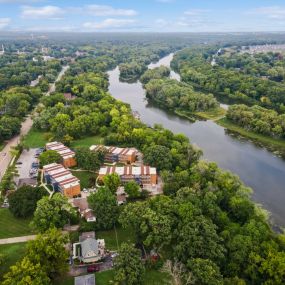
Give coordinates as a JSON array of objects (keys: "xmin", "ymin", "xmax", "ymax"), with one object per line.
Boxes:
[
  {"xmin": 195, "ymin": 107, "xmax": 226, "ymax": 121},
  {"xmin": 97, "ymin": 227, "xmax": 136, "ymax": 251},
  {"xmin": 0, "ymin": 209, "xmax": 33, "ymax": 239},
  {"xmin": 71, "ymin": 170, "xmax": 96, "ymax": 188},
  {"xmin": 218, "ymin": 118, "xmax": 285, "ymax": 150},
  {"xmin": 71, "ymin": 135, "xmax": 104, "ymax": 148},
  {"xmin": 24, "ymin": 129, "xmax": 104, "ymax": 149},
  {"xmin": 23, "ymin": 128, "xmax": 49, "ymax": 148},
  {"xmin": 0, "ymin": 243, "xmax": 27, "ymax": 279}
]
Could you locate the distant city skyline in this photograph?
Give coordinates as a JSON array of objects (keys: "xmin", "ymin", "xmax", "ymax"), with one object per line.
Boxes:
[{"xmin": 0, "ymin": 0, "xmax": 285, "ymax": 32}]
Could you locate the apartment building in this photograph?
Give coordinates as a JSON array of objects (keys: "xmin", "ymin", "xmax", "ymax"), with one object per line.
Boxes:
[
  {"xmin": 98, "ymin": 165, "xmax": 157, "ymax": 185},
  {"xmin": 46, "ymin": 142, "xmax": 76, "ymax": 168},
  {"xmin": 43, "ymin": 163, "xmax": 81, "ymax": 197},
  {"xmin": 90, "ymin": 145, "xmax": 138, "ymax": 164}
]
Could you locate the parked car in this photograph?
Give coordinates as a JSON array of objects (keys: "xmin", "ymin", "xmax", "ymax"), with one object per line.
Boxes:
[
  {"xmin": 83, "ymin": 188, "xmax": 88, "ymax": 193},
  {"xmin": 16, "ymin": 161, "xmax": 22, "ymax": 165},
  {"xmin": 87, "ymin": 264, "xmax": 100, "ymax": 273},
  {"xmin": 31, "ymin": 162, "xmax": 39, "ymax": 168}
]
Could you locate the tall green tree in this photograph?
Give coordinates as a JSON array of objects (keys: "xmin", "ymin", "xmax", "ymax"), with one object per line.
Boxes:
[
  {"xmin": 88, "ymin": 187, "xmax": 119, "ymax": 230},
  {"xmin": 114, "ymin": 243, "xmax": 145, "ymax": 285},
  {"xmin": 39, "ymin": 150, "xmax": 61, "ymax": 167},
  {"xmin": 103, "ymin": 173, "xmax": 121, "ymax": 194},
  {"xmin": 26, "ymin": 228, "xmax": 68, "ymax": 280},
  {"xmin": 2, "ymin": 257, "xmax": 51, "ymax": 285},
  {"xmin": 8, "ymin": 186, "xmax": 47, "ymax": 218},
  {"xmin": 31, "ymin": 193, "xmax": 76, "ymax": 232}
]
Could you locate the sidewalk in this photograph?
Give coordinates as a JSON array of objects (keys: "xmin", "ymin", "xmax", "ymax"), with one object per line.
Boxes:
[{"xmin": 0, "ymin": 235, "xmax": 37, "ymax": 245}]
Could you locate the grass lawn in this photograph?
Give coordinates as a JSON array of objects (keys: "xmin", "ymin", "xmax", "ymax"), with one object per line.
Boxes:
[
  {"xmin": 71, "ymin": 170, "xmax": 96, "ymax": 189},
  {"xmin": 23, "ymin": 128, "xmax": 49, "ymax": 148},
  {"xmin": 96, "ymin": 226, "xmax": 136, "ymax": 251},
  {"xmin": 71, "ymin": 135, "xmax": 104, "ymax": 148},
  {"xmin": 143, "ymin": 269, "xmax": 171, "ymax": 285},
  {"xmin": 0, "ymin": 243, "xmax": 27, "ymax": 279},
  {"xmin": 0, "ymin": 208, "xmax": 33, "ymax": 239},
  {"xmin": 56, "ymin": 269, "xmax": 170, "ymax": 285},
  {"xmin": 195, "ymin": 107, "xmax": 226, "ymax": 121},
  {"xmin": 218, "ymin": 118, "xmax": 285, "ymax": 150}
]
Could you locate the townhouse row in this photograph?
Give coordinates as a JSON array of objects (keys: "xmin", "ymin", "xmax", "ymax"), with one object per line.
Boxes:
[
  {"xmin": 43, "ymin": 163, "xmax": 81, "ymax": 197},
  {"xmin": 90, "ymin": 145, "xmax": 138, "ymax": 164}
]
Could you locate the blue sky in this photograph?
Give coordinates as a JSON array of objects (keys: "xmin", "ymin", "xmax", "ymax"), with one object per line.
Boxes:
[{"xmin": 0, "ymin": 0, "xmax": 285, "ymax": 32}]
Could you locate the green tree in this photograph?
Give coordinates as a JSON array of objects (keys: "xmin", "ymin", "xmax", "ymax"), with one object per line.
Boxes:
[
  {"xmin": 124, "ymin": 180, "xmax": 140, "ymax": 199},
  {"xmin": 143, "ymin": 145, "xmax": 173, "ymax": 171},
  {"xmin": 88, "ymin": 187, "xmax": 119, "ymax": 230},
  {"xmin": 114, "ymin": 243, "xmax": 145, "ymax": 285},
  {"xmin": 2, "ymin": 257, "xmax": 51, "ymax": 285},
  {"xmin": 188, "ymin": 258, "xmax": 223, "ymax": 285},
  {"xmin": 26, "ymin": 228, "xmax": 68, "ymax": 280},
  {"xmin": 8, "ymin": 186, "xmax": 47, "ymax": 218},
  {"xmin": 39, "ymin": 150, "xmax": 61, "ymax": 167},
  {"xmin": 75, "ymin": 146, "xmax": 105, "ymax": 171},
  {"xmin": 103, "ymin": 173, "xmax": 121, "ymax": 194},
  {"xmin": 31, "ymin": 193, "xmax": 76, "ymax": 232}
]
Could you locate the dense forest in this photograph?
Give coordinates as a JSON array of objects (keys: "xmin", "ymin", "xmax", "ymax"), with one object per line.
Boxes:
[
  {"xmin": 141, "ymin": 67, "xmax": 218, "ymax": 113},
  {"xmin": 172, "ymin": 47, "xmax": 285, "ymax": 111},
  {"xmin": 217, "ymin": 50, "xmax": 285, "ymax": 82},
  {"xmin": 226, "ymin": 104, "xmax": 285, "ymax": 138}
]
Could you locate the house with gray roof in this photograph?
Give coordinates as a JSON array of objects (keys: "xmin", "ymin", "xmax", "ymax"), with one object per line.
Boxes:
[{"xmin": 73, "ymin": 232, "xmax": 105, "ymax": 263}]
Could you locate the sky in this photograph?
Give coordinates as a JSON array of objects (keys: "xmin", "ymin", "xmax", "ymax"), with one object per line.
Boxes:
[{"xmin": 0, "ymin": 0, "xmax": 285, "ymax": 32}]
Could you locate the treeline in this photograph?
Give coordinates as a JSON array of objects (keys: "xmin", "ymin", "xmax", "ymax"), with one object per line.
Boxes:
[
  {"xmin": 172, "ymin": 47, "xmax": 285, "ymax": 111},
  {"xmin": 118, "ymin": 45, "xmax": 174, "ymax": 81},
  {"xmin": 140, "ymin": 66, "xmax": 170, "ymax": 84},
  {"xmin": 143, "ymin": 76, "xmax": 218, "ymax": 113},
  {"xmin": 217, "ymin": 51, "xmax": 285, "ymax": 82},
  {"xmin": 227, "ymin": 104, "xmax": 285, "ymax": 137},
  {"xmin": 0, "ymin": 86, "xmax": 42, "ymax": 143}
]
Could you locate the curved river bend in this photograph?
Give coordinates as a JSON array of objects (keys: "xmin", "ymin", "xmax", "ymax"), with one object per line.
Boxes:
[{"xmin": 108, "ymin": 53, "xmax": 285, "ymax": 228}]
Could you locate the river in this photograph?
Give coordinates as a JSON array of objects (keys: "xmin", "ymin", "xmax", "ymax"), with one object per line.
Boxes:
[{"xmin": 108, "ymin": 53, "xmax": 285, "ymax": 228}]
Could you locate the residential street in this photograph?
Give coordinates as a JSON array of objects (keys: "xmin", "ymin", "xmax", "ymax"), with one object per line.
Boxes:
[{"xmin": 0, "ymin": 65, "xmax": 69, "ymax": 183}]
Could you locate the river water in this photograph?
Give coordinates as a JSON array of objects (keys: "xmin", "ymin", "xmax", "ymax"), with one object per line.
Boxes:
[{"xmin": 108, "ymin": 53, "xmax": 285, "ymax": 227}]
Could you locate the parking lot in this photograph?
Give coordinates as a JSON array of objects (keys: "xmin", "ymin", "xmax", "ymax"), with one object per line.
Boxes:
[{"xmin": 14, "ymin": 148, "xmax": 41, "ymax": 187}]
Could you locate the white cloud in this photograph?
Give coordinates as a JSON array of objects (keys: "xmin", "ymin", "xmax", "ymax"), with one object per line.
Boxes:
[
  {"xmin": 248, "ymin": 6, "xmax": 285, "ymax": 20},
  {"xmin": 21, "ymin": 5, "xmax": 64, "ymax": 19},
  {"xmin": 83, "ymin": 18, "xmax": 136, "ymax": 30},
  {"xmin": 155, "ymin": 18, "xmax": 169, "ymax": 27},
  {"xmin": 0, "ymin": 18, "xmax": 10, "ymax": 29},
  {"xmin": 184, "ymin": 9, "xmax": 209, "ymax": 16},
  {"xmin": 85, "ymin": 5, "xmax": 137, "ymax": 16}
]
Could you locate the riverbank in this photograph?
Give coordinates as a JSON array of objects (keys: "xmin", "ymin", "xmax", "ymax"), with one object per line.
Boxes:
[{"xmin": 217, "ymin": 118, "xmax": 285, "ymax": 153}]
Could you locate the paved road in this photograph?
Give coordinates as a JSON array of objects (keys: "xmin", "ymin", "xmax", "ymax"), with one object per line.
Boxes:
[
  {"xmin": 0, "ymin": 65, "xmax": 69, "ymax": 183},
  {"xmin": 0, "ymin": 234, "xmax": 37, "ymax": 245},
  {"xmin": 0, "ymin": 116, "xmax": 33, "ymax": 181}
]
